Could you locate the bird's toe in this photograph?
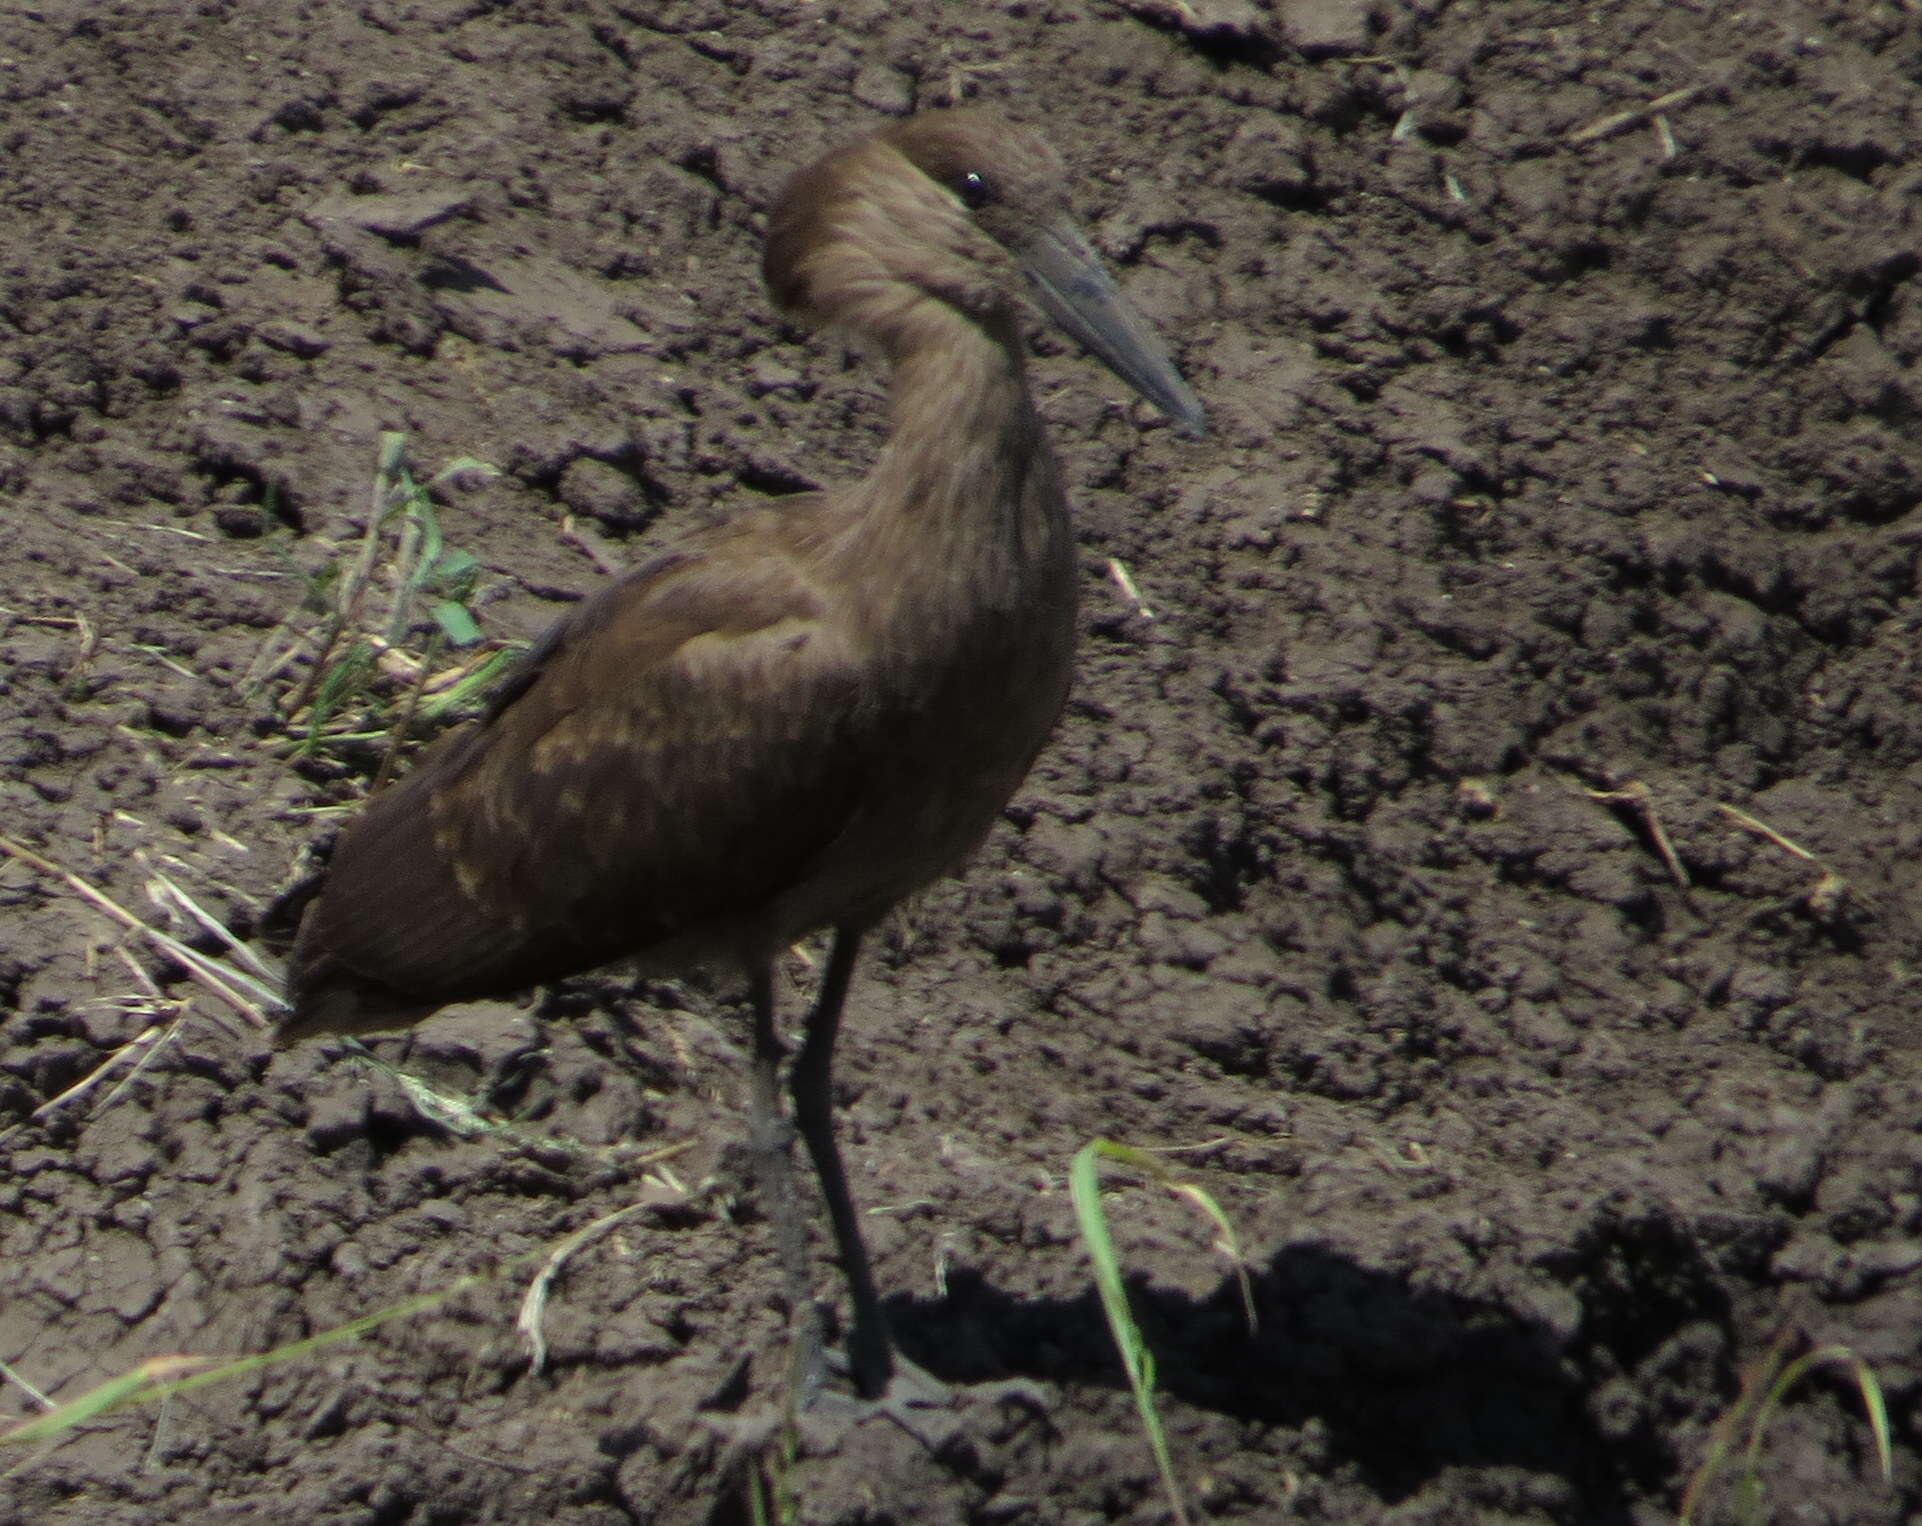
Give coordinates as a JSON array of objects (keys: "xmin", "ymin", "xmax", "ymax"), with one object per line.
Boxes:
[{"xmin": 811, "ymin": 1353, "xmax": 1052, "ymax": 1452}]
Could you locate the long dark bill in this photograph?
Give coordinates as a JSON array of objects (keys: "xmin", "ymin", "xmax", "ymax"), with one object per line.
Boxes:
[{"xmin": 1021, "ymin": 220, "xmax": 1207, "ymax": 437}]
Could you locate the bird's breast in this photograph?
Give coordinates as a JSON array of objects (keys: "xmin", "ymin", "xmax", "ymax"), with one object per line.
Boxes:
[{"xmin": 777, "ymin": 546, "xmax": 1077, "ymax": 936}]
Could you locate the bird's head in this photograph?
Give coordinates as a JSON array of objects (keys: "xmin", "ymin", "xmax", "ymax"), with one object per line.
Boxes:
[{"xmin": 764, "ymin": 109, "xmax": 1205, "ymax": 435}]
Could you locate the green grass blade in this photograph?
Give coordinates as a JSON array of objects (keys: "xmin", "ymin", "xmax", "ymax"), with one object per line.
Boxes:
[
  {"xmin": 431, "ymin": 600, "xmax": 483, "ymax": 647},
  {"xmin": 1070, "ymin": 1139, "xmax": 1193, "ymax": 1526},
  {"xmin": 1086, "ymin": 1139, "xmax": 1254, "ymax": 1330},
  {"xmin": 0, "ymin": 1180, "xmax": 669, "ymax": 1452},
  {"xmin": 1681, "ymin": 1335, "xmax": 1894, "ymax": 1525},
  {"xmin": 0, "ymin": 1273, "xmax": 488, "ymax": 1447},
  {"xmin": 431, "ymin": 546, "xmax": 479, "ymax": 584},
  {"xmin": 418, "ymin": 645, "xmax": 522, "ymax": 722},
  {"xmin": 375, "ymin": 431, "xmax": 407, "ymax": 480},
  {"xmin": 403, "ymin": 478, "xmax": 446, "ymax": 589},
  {"xmin": 428, "ymin": 456, "xmax": 498, "ymax": 486},
  {"xmin": 300, "ymin": 641, "xmax": 376, "ymax": 755},
  {"xmin": 1744, "ymin": 1346, "xmax": 1894, "ymax": 1492},
  {"xmin": 0, "ymin": 1359, "xmax": 206, "ymax": 1446}
]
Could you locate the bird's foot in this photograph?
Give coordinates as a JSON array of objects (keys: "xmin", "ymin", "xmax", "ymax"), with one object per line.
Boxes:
[
  {"xmin": 703, "ymin": 1351, "xmax": 1051, "ymax": 1477},
  {"xmin": 813, "ymin": 1351, "xmax": 1052, "ymax": 1453}
]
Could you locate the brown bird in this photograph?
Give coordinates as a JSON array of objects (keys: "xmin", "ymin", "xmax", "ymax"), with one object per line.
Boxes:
[{"xmin": 280, "ymin": 108, "xmax": 1204, "ymax": 1417}]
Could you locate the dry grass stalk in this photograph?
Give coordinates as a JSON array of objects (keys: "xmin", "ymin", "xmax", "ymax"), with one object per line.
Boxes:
[
  {"xmin": 0, "ymin": 1025, "xmax": 165, "ymax": 1148},
  {"xmin": 1569, "ymin": 83, "xmax": 1708, "ymax": 144},
  {"xmin": 0, "ymin": 835, "xmax": 277, "ymax": 1031},
  {"xmin": 517, "ymin": 1154, "xmax": 695, "ymax": 1373},
  {"xmin": 138, "ymin": 854, "xmax": 281, "ymax": 986},
  {"xmin": 1717, "ymin": 802, "xmax": 1871, "ymax": 917},
  {"xmin": 1584, "ymin": 781, "xmax": 1690, "ymax": 889},
  {"xmin": 1106, "ymin": 556, "xmax": 1154, "ymax": 620}
]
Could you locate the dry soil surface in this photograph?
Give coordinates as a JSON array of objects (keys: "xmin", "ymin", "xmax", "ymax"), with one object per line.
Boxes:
[{"xmin": 4, "ymin": 2, "xmax": 1922, "ymax": 1523}]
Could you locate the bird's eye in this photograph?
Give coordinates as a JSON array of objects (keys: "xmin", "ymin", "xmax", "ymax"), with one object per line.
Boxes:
[{"xmin": 949, "ymin": 170, "xmax": 995, "ymax": 211}]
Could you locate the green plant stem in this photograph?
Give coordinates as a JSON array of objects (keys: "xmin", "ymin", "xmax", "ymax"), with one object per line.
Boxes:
[{"xmin": 1070, "ymin": 1140, "xmax": 1195, "ymax": 1526}]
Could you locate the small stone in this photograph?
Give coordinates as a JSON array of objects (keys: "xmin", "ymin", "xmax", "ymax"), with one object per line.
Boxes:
[
  {"xmin": 305, "ymin": 1091, "xmax": 370, "ymax": 1152},
  {"xmin": 849, "ymin": 63, "xmax": 912, "ymax": 115},
  {"xmin": 558, "ymin": 456, "xmax": 652, "ymax": 528},
  {"xmin": 1221, "ymin": 115, "xmax": 1315, "ymax": 201},
  {"xmin": 214, "ymin": 504, "xmax": 266, "ymax": 538},
  {"xmin": 1770, "ymin": 1229, "xmax": 1845, "ymax": 1284},
  {"xmin": 1278, "ymin": 0, "xmax": 1377, "ymax": 57},
  {"xmin": 256, "ymin": 320, "xmax": 330, "ymax": 357},
  {"xmin": 1727, "ymin": 962, "xmax": 1794, "ymax": 1012},
  {"xmin": 1756, "ymin": 1126, "xmax": 1823, "ymax": 1205},
  {"xmin": 1117, "ymin": 0, "xmax": 1266, "ymax": 40}
]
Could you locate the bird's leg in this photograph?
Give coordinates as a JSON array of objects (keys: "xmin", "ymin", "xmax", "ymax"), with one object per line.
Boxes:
[
  {"xmin": 746, "ymin": 968, "xmax": 829, "ymax": 1408},
  {"xmin": 789, "ymin": 932, "xmax": 1053, "ymax": 1453},
  {"xmin": 745, "ymin": 934, "xmax": 1051, "ymax": 1456},
  {"xmin": 788, "ymin": 927, "xmax": 899, "ymax": 1401}
]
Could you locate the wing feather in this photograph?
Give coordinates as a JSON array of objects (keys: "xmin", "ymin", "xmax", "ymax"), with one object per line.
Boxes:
[{"xmin": 289, "ymin": 537, "xmax": 871, "ymax": 1015}]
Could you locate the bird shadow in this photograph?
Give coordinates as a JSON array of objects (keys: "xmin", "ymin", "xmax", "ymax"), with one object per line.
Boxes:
[{"xmin": 883, "ymin": 1233, "xmax": 1720, "ymax": 1520}]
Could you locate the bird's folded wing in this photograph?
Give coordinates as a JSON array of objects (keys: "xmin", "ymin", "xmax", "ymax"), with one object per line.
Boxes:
[{"xmin": 290, "ymin": 544, "xmax": 874, "ymax": 1006}]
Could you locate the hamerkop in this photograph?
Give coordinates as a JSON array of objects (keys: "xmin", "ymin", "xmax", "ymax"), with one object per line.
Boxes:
[{"xmin": 280, "ymin": 108, "xmax": 1205, "ymax": 1417}]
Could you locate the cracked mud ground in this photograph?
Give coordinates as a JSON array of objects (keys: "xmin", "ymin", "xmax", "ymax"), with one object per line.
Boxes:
[{"xmin": 4, "ymin": 2, "xmax": 1922, "ymax": 1522}]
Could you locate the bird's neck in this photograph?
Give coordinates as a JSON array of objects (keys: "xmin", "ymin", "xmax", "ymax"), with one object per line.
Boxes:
[{"xmin": 841, "ymin": 296, "xmax": 1070, "ymax": 612}]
